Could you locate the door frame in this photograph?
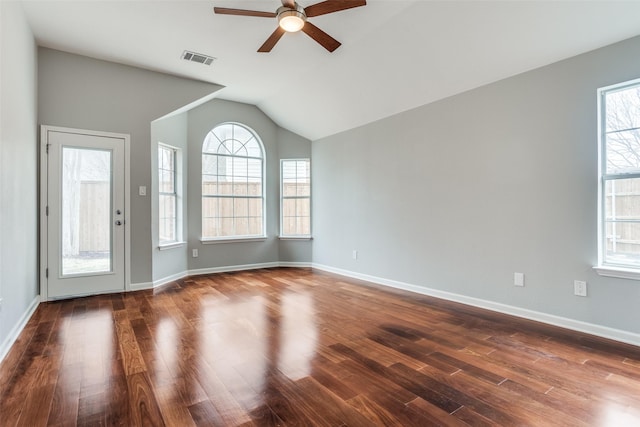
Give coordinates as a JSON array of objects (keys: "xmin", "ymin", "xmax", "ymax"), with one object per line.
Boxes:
[{"xmin": 40, "ymin": 125, "xmax": 131, "ymax": 301}]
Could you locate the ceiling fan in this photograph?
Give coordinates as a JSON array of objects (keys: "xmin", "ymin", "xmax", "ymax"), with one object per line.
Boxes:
[{"xmin": 214, "ymin": 0, "xmax": 367, "ymax": 53}]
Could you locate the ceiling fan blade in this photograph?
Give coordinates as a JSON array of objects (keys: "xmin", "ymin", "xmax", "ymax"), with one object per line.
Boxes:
[
  {"xmin": 281, "ymin": 0, "xmax": 296, "ymax": 8},
  {"xmin": 301, "ymin": 22, "xmax": 341, "ymax": 52},
  {"xmin": 304, "ymin": 0, "xmax": 366, "ymax": 18},
  {"xmin": 258, "ymin": 27, "xmax": 286, "ymax": 52},
  {"xmin": 213, "ymin": 7, "xmax": 276, "ymax": 18}
]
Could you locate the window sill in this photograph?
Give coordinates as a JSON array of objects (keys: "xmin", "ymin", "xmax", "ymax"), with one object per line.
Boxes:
[
  {"xmin": 158, "ymin": 241, "xmax": 187, "ymax": 251},
  {"xmin": 593, "ymin": 265, "xmax": 640, "ymax": 280},
  {"xmin": 278, "ymin": 235, "xmax": 313, "ymax": 241},
  {"xmin": 201, "ymin": 236, "xmax": 268, "ymax": 244}
]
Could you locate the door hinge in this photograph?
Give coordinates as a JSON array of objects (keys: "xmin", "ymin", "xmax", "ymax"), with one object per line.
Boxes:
[
  {"xmin": 46, "ymin": 206, "xmax": 49, "ymax": 216},
  {"xmin": 46, "ymin": 144, "xmax": 51, "ymax": 154},
  {"xmin": 45, "ymin": 268, "xmax": 48, "ymax": 278}
]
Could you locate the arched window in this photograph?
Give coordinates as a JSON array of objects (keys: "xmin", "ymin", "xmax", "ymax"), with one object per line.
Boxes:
[{"xmin": 202, "ymin": 123, "xmax": 265, "ymax": 239}]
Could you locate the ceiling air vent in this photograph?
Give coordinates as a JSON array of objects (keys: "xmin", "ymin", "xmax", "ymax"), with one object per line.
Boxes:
[{"xmin": 182, "ymin": 50, "xmax": 216, "ymax": 66}]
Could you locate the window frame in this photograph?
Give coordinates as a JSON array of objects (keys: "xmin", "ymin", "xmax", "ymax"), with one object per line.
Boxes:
[
  {"xmin": 280, "ymin": 158, "xmax": 312, "ymax": 239},
  {"xmin": 201, "ymin": 122, "xmax": 266, "ymax": 243},
  {"xmin": 158, "ymin": 143, "xmax": 183, "ymax": 248},
  {"xmin": 595, "ymin": 78, "xmax": 640, "ymax": 279}
]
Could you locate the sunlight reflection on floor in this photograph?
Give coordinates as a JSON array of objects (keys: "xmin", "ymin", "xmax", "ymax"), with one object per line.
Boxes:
[
  {"xmin": 599, "ymin": 400, "xmax": 640, "ymax": 426},
  {"xmin": 278, "ymin": 292, "xmax": 318, "ymax": 381}
]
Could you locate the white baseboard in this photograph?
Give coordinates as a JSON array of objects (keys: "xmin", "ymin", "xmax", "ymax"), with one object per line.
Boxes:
[
  {"xmin": 0, "ymin": 295, "xmax": 40, "ymax": 364},
  {"xmin": 133, "ymin": 271, "xmax": 190, "ymax": 291},
  {"xmin": 130, "ymin": 281, "xmax": 154, "ymax": 291},
  {"xmin": 278, "ymin": 262, "xmax": 313, "ymax": 268},
  {"xmin": 312, "ymin": 263, "xmax": 640, "ymax": 348},
  {"xmin": 133, "ymin": 261, "xmax": 312, "ymax": 290},
  {"xmin": 188, "ymin": 261, "xmax": 281, "ymax": 277},
  {"xmin": 152, "ymin": 270, "xmax": 189, "ymax": 289}
]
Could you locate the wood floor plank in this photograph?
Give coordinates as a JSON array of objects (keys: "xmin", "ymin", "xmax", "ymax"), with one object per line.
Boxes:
[
  {"xmin": 190, "ymin": 357, "xmax": 253, "ymax": 426},
  {"xmin": 428, "ymin": 351, "xmax": 507, "ymax": 385},
  {"xmin": 0, "ymin": 321, "xmax": 38, "ymax": 389},
  {"xmin": 76, "ymin": 390, "xmax": 107, "ymax": 426},
  {"xmin": 442, "ymin": 367, "xmax": 587, "ymax": 426},
  {"xmin": 356, "ymin": 337, "xmax": 427, "ymax": 370},
  {"xmin": 391, "ymin": 362, "xmax": 520, "ymax": 425},
  {"xmin": 47, "ymin": 365, "xmax": 82, "ymax": 426},
  {"xmin": 126, "ymin": 371, "xmax": 165, "ymax": 427},
  {"xmin": 16, "ymin": 383, "xmax": 56, "ymax": 427},
  {"xmin": 404, "ymin": 397, "xmax": 473, "ymax": 427},
  {"xmin": 288, "ymin": 376, "xmax": 375, "ymax": 426},
  {"xmin": 331, "ymin": 343, "xmax": 463, "ymax": 414},
  {"xmin": 188, "ymin": 399, "xmax": 225, "ymax": 426},
  {"xmin": 445, "ymin": 346, "xmax": 554, "ymax": 394},
  {"xmin": 346, "ymin": 393, "xmax": 402, "ymax": 426},
  {"xmin": 114, "ymin": 313, "xmax": 147, "ymax": 376},
  {"xmin": 261, "ymin": 372, "xmax": 334, "ymax": 427},
  {"xmin": 106, "ymin": 361, "xmax": 130, "ymax": 426},
  {"xmin": 1, "ymin": 268, "xmax": 640, "ymax": 425},
  {"xmin": 337, "ymin": 358, "xmax": 418, "ymax": 406},
  {"xmin": 448, "ymin": 405, "xmax": 497, "ymax": 427},
  {"xmin": 309, "ymin": 362, "xmax": 359, "ymax": 401},
  {"xmin": 253, "ymin": 378, "xmax": 313, "ymax": 426},
  {"xmin": 155, "ymin": 385, "xmax": 198, "ymax": 427},
  {"xmin": 499, "ymin": 378, "xmax": 594, "ymax": 423}
]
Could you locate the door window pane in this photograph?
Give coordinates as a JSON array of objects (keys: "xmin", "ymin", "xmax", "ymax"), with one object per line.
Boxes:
[{"xmin": 61, "ymin": 147, "xmax": 112, "ymax": 275}]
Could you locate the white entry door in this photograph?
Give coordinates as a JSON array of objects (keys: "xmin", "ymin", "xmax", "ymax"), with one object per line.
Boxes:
[{"xmin": 42, "ymin": 127, "xmax": 128, "ymax": 300}]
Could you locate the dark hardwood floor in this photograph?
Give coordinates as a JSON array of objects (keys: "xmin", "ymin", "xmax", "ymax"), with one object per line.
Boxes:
[{"xmin": 2, "ymin": 267, "xmax": 640, "ymax": 426}]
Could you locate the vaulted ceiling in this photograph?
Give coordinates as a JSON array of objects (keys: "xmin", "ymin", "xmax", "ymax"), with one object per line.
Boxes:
[{"xmin": 21, "ymin": 0, "xmax": 640, "ymax": 140}]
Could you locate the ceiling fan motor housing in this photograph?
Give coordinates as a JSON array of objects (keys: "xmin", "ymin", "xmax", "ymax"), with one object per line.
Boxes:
[{"xmin": 277, "ymin": 4, "xmax": 307, "ymax": 32}]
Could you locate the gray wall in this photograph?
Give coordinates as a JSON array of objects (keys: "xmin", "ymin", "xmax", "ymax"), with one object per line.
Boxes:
[
  {"xmin": 38, "ymin": 48, "xmax": 222, "ymax": 284},
  {"xmin": 186, "ymin": 99, "xmax": 312, "ymax": 271},
  {"xmin": 0, "ymin": 2, "xmax": 38, "ymax": 355},
  {"xmin": 313, "ymin": 35, "xmax": 640, "ymax": 335},
  {"xmin": 151, "ymin": 112, "xmax": 189, "ymax": 282}
]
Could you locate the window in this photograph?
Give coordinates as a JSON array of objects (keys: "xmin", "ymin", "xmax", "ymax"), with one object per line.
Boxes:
[
  {"xmin": 598, "ymin": 79, "xmax": 640, "ymax": 274},
  {"xmin": 281, "ymin": 159, "xmax": 311, "ymax": 237},
  {"xmin": 202, "ymin": 123, "xmax": 265, "ymax": 240},
  {"xmin": 158, "ymin": 144, "xmax": 180, "ymax": 245}
]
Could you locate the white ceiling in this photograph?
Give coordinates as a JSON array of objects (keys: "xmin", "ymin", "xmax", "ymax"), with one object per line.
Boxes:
[{"xmin": 19, "ymin": 0, "xmax": 640, "ymax": 141}]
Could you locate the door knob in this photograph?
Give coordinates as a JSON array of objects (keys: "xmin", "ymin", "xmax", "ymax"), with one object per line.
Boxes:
[{"xmin": 115, "ymin": 220, "xmax": 123, "ymax": 226}]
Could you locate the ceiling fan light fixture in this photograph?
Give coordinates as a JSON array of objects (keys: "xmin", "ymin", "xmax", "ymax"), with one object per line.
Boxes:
[
  {"xmin": 214, "ymin": 0, "xmax": 367, "ymax": 52},
  {"xmin": 277, "ymin": 5, "xmax": 306, "ymax": 32}
]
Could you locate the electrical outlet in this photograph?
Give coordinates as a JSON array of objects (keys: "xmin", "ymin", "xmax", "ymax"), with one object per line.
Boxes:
[
  {"xmin": 192, "ymin": 249, "xmax": 198, "ymax": 258},
  {"xmin": 352, "ymin": 250, "xmax": 358, "ymax": 260},
  {"xmin": 514, "ymin": 272, "xmax": 525, "ymax": 287},
  {"xmin": 574, "ymin": 280, "xmax": 587, "ymax": 297}
]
